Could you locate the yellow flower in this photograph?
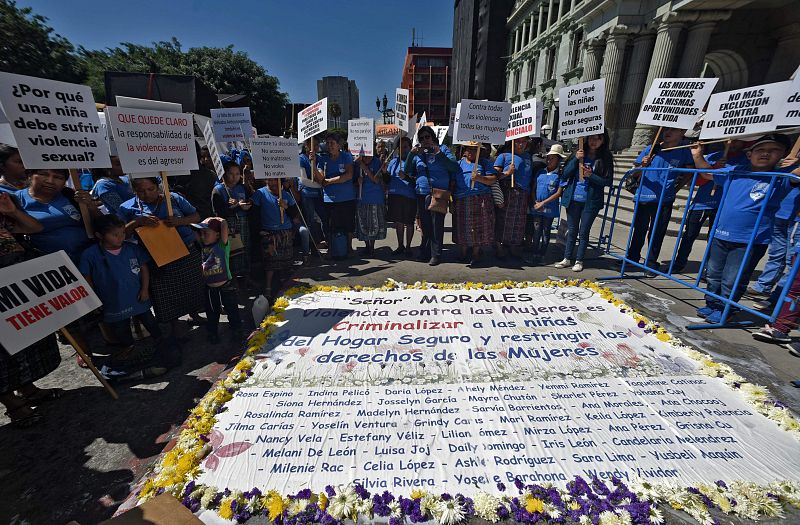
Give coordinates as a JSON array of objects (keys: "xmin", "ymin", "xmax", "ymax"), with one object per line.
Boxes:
[
  {"xmin": 264, "ymin": 490, "xmax": 287, "ymax": 521},
  {"xmin": 524, "ymin": 495, "xmax": 544, "ymax": 513},
  {"xmin": 410, "ymin": 489, "xmax": 426, "ymax": 500},
  {"xmin": 318, "ymin": 492, "xmax": 328, "ymax": 511},
  {"xmin": 569, "ymin": 501, "xmax": 580, "ymax": 511},
  {"xmin": 219, "ymin": 498, "xmax": 235, "ymax": 520}
]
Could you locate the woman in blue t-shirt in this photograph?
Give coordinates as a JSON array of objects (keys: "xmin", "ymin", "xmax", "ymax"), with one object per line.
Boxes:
[
  {"xmin": 118, "ymin": 177, "xmax": 204, "ymax": 333},
  {"xmin": 355, "ymin": 154, "xmax": 386, "ymax": 256},
  {"xmin": 494, "ymin": 137, "xmax": 534, "ymax": 258},
  {"xmin": 212, "ymin": 162, "xmax": 253, "ymax": 279},
  {"xmin": 454, "ymin": 142, "xmax": 497, "ymax": 267},
  {"xmin": 299, "ymin": 139, "xmax": 327, "ymax": 245},
  {"xmin": 386, "ymin": 136, "xmax": 416, "ymax": 256},
  {"xmin": 310, "ymin": 132, "xmax": 356, "ymax": 257},
  {"xmin": 90, "ymin": 156, "xmax": 134, "ymax": 215},
  {"xmin": 555, "ymin": 131, "xmax": 615, "ymax": 272},
  {"xmin": 404, "ymin": 126, "xmax": 460, "ymax": 265}
]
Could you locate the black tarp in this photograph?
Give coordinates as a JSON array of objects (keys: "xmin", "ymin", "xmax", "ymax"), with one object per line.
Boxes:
[{"xmin": 104, "ymin": 72, "xmax": 219, "ymax": 116}]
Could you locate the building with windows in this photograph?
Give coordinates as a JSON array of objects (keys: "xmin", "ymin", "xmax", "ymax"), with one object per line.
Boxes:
[
  {"xmin": 317, "ymin": 76, "xmax": 360, "ymax": 128},
  {"xmin": 400, "ymin": 47, "xmax": 452, "ymax": 124},
  {"xmin": 504, "ymin": 0, "xmax": 800, "ymax": 150}
]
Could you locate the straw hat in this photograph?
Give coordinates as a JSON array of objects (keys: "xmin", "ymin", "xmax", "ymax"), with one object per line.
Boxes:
[{"xmin": 545, "ymin": 144, "xmax": 568, "ymax": 158}]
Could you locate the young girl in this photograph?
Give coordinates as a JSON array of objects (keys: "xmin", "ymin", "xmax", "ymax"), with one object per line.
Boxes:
[
  {"xmin": 355, "ymin": 154, "xmax": 386, "ymax": 256},
  {"xmin": 529, "ymin": 147, "xmax": 567, "ymax": 263}
]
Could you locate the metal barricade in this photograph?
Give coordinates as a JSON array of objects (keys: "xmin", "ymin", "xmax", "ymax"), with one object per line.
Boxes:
[{"xmin": 597, "ymin": 165, "xmax": 800, "ymax": 330}]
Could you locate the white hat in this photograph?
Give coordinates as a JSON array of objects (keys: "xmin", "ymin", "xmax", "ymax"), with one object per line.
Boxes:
[{"xmin": 545, "ymin": 144, "xmax": 568, "ymax": 158}]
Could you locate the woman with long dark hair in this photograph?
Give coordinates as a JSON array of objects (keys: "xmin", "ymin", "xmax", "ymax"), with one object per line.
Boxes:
[
  {"xmin": 311, "ymin": 132, "xmax": 355, "ymax": 259},
  {"xmin": 554, "ymin": 130, "xmax": 614, "ymax": 272},
  {"xmin": 0, "ymin": 145, "xmax": 27, "ymax": 192}
]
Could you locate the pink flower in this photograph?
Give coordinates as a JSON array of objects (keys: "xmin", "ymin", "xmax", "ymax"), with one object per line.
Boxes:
[
  {"xmin": 297, "ymin": 347, "xmax": 310, "ymax": 357},
  {"xmin": 343, "ymin": 361, "xmax": 357, "ymax": 372}
]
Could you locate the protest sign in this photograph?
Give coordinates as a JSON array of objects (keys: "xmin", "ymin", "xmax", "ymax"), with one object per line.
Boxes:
[
  {"xmin": 432, "ymin": 126, "xmax": 449, "ymax": 143},
  {"xmin": 407, "ymin": 113, "xmax": 418, "ymax": 139},
  {"xmin": 200, "ymin": 119, "xmax": 225, "ymax": 178},
  {"xmin": 347, "ymin": 118, "xmax": 375, "ymax": 156},
  {"xmin": 97, "ymin": 111, "xmax": 118, "ymax": 156},
  {"xmin": 0, "ymin": 251, "xmax": 101, "ymax": 355},
  {"xmin": 447, "ymin": 107, "xmax": 456, "ymax": 137},
  {"xmin": 0, "ymin": 103, "xmax": 16, "ymax": 146},
  {"xmin": 777, "ymin": 73, "xmax": 800, "ymax": 127},
  {"xmin": 297, "ymin": 98, "xmax": 328, "ymax": 143},
  {"xmin": 250, "ymin": 137, "xmax": 298, "ymax": 179},
  {"xmin": 636, "ymin": 78, "xmax": 718, "ymax": 129},
  {"xmin": 506, "ymin": 98, "xmax": 540, "ymax": 140},
  {"xmin": 455, "ymin": 99, "xmax": 511, "ymax": 144},
  {"xmin": 701, "ymin": 81, "xmax": 792, "ymax": 140},
  {"xmin": 0, "ymin": 72, "xmax": 110, "ymax": 169},
  {"xmin": 558, "ymin": 80, "xmax": 605, "ymax": 140},
  {"xmin": 412, "ymin": 112, "xmax": 428, "ymax": 144},
  {"xmin": 106, "ymin": 107, "xmax": 198, "ymax": 176},
  {"xmin": 210, "ymin": 107, "xmax": 252, "ymax": 143},
  {"xmin": 395, "ymin": 88, "xmax": 409, "ymax": 133}
]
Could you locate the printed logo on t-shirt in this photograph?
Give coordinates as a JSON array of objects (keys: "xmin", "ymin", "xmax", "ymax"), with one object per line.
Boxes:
[
  {"xmin": 63, "ymin": 204, "xmax": 81, "ymax": 221},
  {"xmin": 547, "ymin": 180, "xmax": 557, "ymax": 192},
  {"xmin": 426, "ymin": 153, "xmax": 436, "ymax": 165},
  {"xmin": 750, "ymin": 181, "xmax": 769, "ymax": 202},
  {"xmin": 338, "ymin": 164, "xmax": 346, "ymax": 174},
  {"xmin": 129, "ymin": 258, "xmax": 141, "ymax": 275}
]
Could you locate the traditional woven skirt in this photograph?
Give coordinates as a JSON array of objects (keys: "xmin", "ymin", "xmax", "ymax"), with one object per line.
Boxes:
[
  {"xmin": 150, "ymin": 246, "xmax": 205, "ymax": 323},
  {"xmin": 386, "ymin": 194, "xmax": 416, "ymax": 225},
  {"xmin": 455, "ymin": 193, "xmax": 495, "ymax": 248},
  {"xmin": 260, "ymin": 229, "xmax": 295, "ymax": 271},
  {"xmin": 497, "ymin": 186, "xmax": 529, "ymax": 245},
  {"xmin": 356, "ymin": 203, "xmax": 387, "ymax": 241},
  {"xmin": 227, "ymin": 213, "xmax": 250, "ymax": 276},
  {"xmin": 0, "ymin": 335, "xmax": 61, "ymax": 394}
]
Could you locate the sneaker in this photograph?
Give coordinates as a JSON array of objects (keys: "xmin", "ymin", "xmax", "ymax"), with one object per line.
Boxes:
[
  {"xmin": 572, "ymin": 261, "xmax": 583, "ymax": 272},
  {"xmin": 428, "ymin": 257, "xmax": 440, "ymax": 266},
  {"xmin": 468, "ymin": 258, "xmax": 479, "ymax": 268},
  {"xmin": 752, "ymin": 299, "xmax": 774, "ymax": 312},
  {"xmin": 705, "ymin": 310, "xmax": 723, "ymax": 324},
  {"xmin": 786, "ymin": 342, "xmax": 800, "ymax": 358},
  {"xmin": 697, "ymin": 306, "xmax": 715, "ymax": 318},
  {"xmin": 753, "ymin": 325, "xmax": 792, "ymax": 344},
  {"xmin": 391, "ymin": 246, "xmax": 405, "ymax": 256},
  {"xmin": 554, "ymin": 258, "xmax": 571, "ymax": 269},
  {"xmin": 748, "ymin": 286, "xmax": 770, "ymax": 298}
]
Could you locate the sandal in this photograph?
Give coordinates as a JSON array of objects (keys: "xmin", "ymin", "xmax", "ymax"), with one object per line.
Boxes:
[
  {"xmin": 75, "ymin": 354, "xmax": 90, "ymax": 369},
  {"xmin": 5, "ymin": 404, "xmax": 43, "ymax": 428},
  {"xmin": 20, "ymin": 387, "xmax": 63, "ymax": 403}
]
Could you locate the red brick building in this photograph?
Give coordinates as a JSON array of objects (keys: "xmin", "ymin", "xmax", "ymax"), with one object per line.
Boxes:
[{"xmin": 400, "ymin": 47, "xmax": 452, "ymax": 125}]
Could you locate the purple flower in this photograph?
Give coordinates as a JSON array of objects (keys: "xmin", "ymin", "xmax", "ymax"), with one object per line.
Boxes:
[
  {"xmin": 325, "ymin": 485, "xmax": 336, "ymax": 497},
  {"xmin": 389, "ymin": 517, "xmax": 404, "ymax": 525},
  {"xmin": 637, "ymin": 320, "xmax": 646, "ymax": 328},
  {"xmin": 294, "ymin": 488, "xmax": 312, "ymax": 500},
  {"xmin": 514, "ymin": 478, "xmax": 525, "ymax": 491},
  {"xmin": 440, "ymin": 492, "xmax": 452, "ymax": 501},
  {"xmin": 497, "ymin": 482, "xmax": 506, "ymax": 492},
  {"xmin": 353, "ymin": 484, "xmax": 369, "ymax": 500}
]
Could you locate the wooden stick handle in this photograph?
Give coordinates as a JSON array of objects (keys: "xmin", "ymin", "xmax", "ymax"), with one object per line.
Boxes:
[
  {"xmin": 278, "ymin": 178, "xmax": 284, "ymax": 223},
  {"xmin": 511, "ymin": 140, "xmax": 515, "ymax": 188},
  {"xmin": 69, "ymin": 169, "xmax": 94, "ymax": 238},
  {"xmin": 61, "ymin": 327, "xmax": 119, "ymax": 400},
  {"xmin": 160, "ymin": 172, "xmax": 174, "ymax": 217},
  {"xmin": 660, "ymin": 138, "xmax": 731, "ymax": 152},
  {"xmin": 471, "ymin": 144, "xmax": 481, "ymax": 190}
]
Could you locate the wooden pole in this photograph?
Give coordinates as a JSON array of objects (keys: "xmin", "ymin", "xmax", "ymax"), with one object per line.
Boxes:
[
  {"xmin": 310, "ymin": 136, "xmax": 316, "ymax": 182},
  {"xmin": 722, "ymin": 139, "xmax": 732, "ymax": 162},
  {"xmin": 511, "ymin": 140, "xmax": 515, "ymax": 188},
  {"xmin": 649, "ymin": 127, "xmax": 663, "ymax": 161},
  {"xmin": 160, "ymin": 172, "xmax": 174, "ymax": 217},
  {"xmin": 660, "ymin": 138, "xmax": 731, "ymax": 152},
  {"xmin": 278, "ymin": 178, "xmax": 284, "ymax": 223},
  {"xmin": 61, "ymin": 327, "xmax": 119, "ymax": 400},
  {"xmin": 68, "ymin": 169, "xmax": 94, "ymax": 238},
  {"xmin": 471, "ymin": 145, "xmax": 481, "ymax": 190},
  {"xmin": 578, "ymin": 136, "xmax": 584, "ymax": 180}
]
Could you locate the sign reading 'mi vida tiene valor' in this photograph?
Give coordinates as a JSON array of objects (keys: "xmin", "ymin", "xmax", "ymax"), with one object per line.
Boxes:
[{"xmin": 196, "ymin": 286, "xmax": 800, "ymax": 495}]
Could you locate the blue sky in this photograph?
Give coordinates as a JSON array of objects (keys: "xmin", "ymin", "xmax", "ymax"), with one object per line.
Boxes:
[{"xmin": 21, "ymin": 0, "xmax": 454, "ymax": 117}]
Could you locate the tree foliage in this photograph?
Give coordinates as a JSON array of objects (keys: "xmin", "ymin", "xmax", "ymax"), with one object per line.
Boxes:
[
  {"xmin": 0, "ymin": 0, "xmax": 85, "ymax": 83},
  {"xmin": 80, "ymin": 38, "xmax": 288, "ymax": 135}
]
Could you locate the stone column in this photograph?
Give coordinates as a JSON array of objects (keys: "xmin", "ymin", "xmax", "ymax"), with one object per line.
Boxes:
[
  {"xmin": 515, "ymin": 28, "xmax": 522, "ymax": 54},
  {"xmin": 559, "ymin": 0, "xmax": 567, "ymax": 21},
  {"xmin": 765, "ymin": 23, "xmax": 800, "ymax": 82},
  {"xmin": 581, "ymin": 38, "xmax": 605, "ymax": 81},
  {"xmin": 547, "ymin": 0, "xmax": 554, "ymax": 29},
  {"xmin": 632, "ymin": 14, "xmax": 685, "ymax": 146},
  {"xmin": 615, "ymin": 31, "xmax": 656, "ymax": 149},
  {"xmin": 600, "ymin": 26, "xmax": 631, "ymax": 132},
  {"xmin": 529, "ymin": 14, "xmax": 536, "ymax": 44},
  {"xmin": 677, "ymin": 12, "xmax": 730, "ymax": 77},
  {"xmin": 538, "ymin": 5, "xmax": 545, "ymax": 35}
]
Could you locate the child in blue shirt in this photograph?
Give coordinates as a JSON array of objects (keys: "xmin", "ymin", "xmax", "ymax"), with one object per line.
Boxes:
[
  {"xmin": 79, "ymin": 214, "xmax": 162, "ymax": 350},
  {"xmin": 529, "ymin": 151, "xmax": 566, "ymax": 263},
  {"xmin": 190, "ymin": 217, "xmax": 242, "ymax": 344}
]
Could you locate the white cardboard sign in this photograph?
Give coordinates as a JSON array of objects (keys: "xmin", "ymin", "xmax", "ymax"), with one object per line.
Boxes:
[
  {"xmin": 506, "ymin": 98, "xmax": 540, "ymax": 140},
  {"xmin": 0, "ymin": 72, "xmax": 110, "ymax": 168},
  {"xmin": 446, "ymin": 107, "xmax": 456, "ymax": 137},
  {"xmin": 297, "ymin": 98, "xmax": 328, "ymax": 143},
  {"xmin": 347, "ymin": 118, "xmax": 375, "ymax": 156},
  {"xmin": 0, "ymin": 251, "xmax": 102, "ymax": 355},
  {"xmin": 97, "ymin": 111, "xmax": 118, "ymax": 156},
  {"xmin": 455, "ymin": 99, "xmax": 511, "ymax": 144},
  {"xmin": 250, "ymin": 137, "xmax": 298, "ymax": 179},
  {"xmin": 701, "ymin": 81, "xmax": 792, "ymax": 140},
  {"xmin": 106, "ymin": 107, "xmax": 198, "ymax": 176},
  {"xmin": 201, "ymin": 119, "xmax": 225, "ymax": 179},
  {"xmin": 210, "ymin": 107, "xmax": 252, "ymax": 143},
  {"xmin": 777, "ymin": 74, "xmax": 800, "ymax": 127},
  {"xmin": 636, "ymin": 78, "xmax": 718, "ymax": 129},
  {"xmin": 395, "ymin": 88, "xmax": 409, "ymax": 134},
  {"xmin": 558, "ymin": 80, "xmax": 605, "ymax": 140},
  {"xmin": 432, "ymin": 126, "xmax": 449, "ymax": 144}
]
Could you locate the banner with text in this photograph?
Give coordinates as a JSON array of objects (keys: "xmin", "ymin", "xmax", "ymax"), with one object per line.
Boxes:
[
  {"xmin": 395, "ymin": 89, "xmax": 409, "ymax": 134},
  {"xmin": 637, "ymin": 78, "xmax": 718, "ymax": 129},
  {"xmin": 701, "ymin": 81, "xmax": 791, "ymax": 140},
  {"xmin": 778, "ymin": 73, "xmax": 800, "ymax": 127},
  {"xmin": 210, "ymin": 107, "xmax": 253, "ymax": 143},
  {"xmin": 455, "ymin": 100, "xmax": 511, "ymax": 144},
  {"xmin": 347, "ymin": 118, "xmax": 375, "ymax": 156},
  {"xmin": 506, "ymin": 98, "xmax": 540, "ymax": 140},
  {"xmin": 106, "ymin": 107, "xmax": 198, "ymax": 176},
  {"xmin": 298, "ymin": 98, "xmax": 328, "ymax": 144},
  {"xmin": 251, "ymin": 137, "xmax": 299, "ymax": 179},
  {"xmin": 558, "ymin": 80, "xmax": 605, "ymax": 140},
  {"xmin": 0, "ymin": 72, "xmax": 110, "ymax": 169},
  {"xmin": 196, "ymin": 286, "xmax": 800, "ymax": 496},
  {"xmin": 0, "ymin": 251, "xmax": 101, "ymax": 355},
  {"xmin": 201, "ymin": 119, "xmax": 225, "ymax": 179}
]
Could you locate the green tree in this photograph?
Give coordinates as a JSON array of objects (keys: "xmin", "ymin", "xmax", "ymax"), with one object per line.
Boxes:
[
  {"xmin": 80, "ymin": 38, "xmax": 288, "ymax": 135},
  {"xmin": 0, "ymin": 0, "xmax": 85, "ymax": 83}
]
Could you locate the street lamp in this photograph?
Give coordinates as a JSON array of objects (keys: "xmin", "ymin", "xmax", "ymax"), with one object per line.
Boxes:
[{"xmin": 376, "ymin": 93, "xmax": 395, "ymax": 124}]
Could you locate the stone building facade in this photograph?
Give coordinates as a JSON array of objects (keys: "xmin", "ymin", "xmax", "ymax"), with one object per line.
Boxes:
[{"xmin": 504, "ymin": 0, "xmax": 800, "ymax": 150}]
